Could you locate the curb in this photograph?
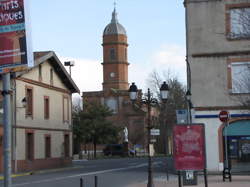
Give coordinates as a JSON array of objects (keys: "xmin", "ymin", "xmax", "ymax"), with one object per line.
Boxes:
[
  {"xmin": 0, "ymin": 165, "xmax": 83, "ymax": 180},
  {"xmin": 0, "ymin": 172, "xmax": 32, "ymax": 180}
]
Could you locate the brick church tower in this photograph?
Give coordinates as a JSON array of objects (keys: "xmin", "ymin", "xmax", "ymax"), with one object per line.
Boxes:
[
  {"xmin": 82, "ymin": 8, "xmax": 156, "ymax": 150},
  {"xmin": 102, "ymin": 8, "xmax": 129, "ymax": 91}
]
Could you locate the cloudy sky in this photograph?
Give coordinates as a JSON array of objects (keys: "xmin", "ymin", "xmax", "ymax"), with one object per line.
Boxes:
[{"xmin": 30, "ymin": 0, "xmax": 186, "ymax": 94}]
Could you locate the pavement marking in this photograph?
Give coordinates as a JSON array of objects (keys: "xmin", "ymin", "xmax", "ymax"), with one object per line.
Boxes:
[{"xmin": 12, "ymin": 162, "xmax": 156, "ymax": 186}]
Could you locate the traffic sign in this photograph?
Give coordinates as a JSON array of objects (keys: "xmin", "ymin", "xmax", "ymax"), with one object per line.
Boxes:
[
  {"xmin": 150, "ymin": 139, "xmax": 157, "ymax": 143},
  {"xmin": 219, "ymin": 111, "xmax": 230, "ymax": 122},
  {"xmin": 150, "ymin": 129, "xmax": 160, "ymax": 136}
]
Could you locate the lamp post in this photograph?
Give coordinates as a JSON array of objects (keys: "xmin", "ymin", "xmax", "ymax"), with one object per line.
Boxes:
[
  {"xmin": 21, "ymin": 97, "xmax": 27, "ymax": 108},
  {"xmin": 160, "ymin": 82, "xmax": 169, "ymax": 154},
  {"xmin": 64, "ymin": 61, "xmax": 75, "ymax": 76},
  {"xmin": 129, "ymin": 82, "xmax": 169, "ymax": 187}
]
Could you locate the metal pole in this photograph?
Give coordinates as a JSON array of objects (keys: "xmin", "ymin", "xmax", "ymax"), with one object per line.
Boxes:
[
  {"xmin": 166, "ymin": 161, "xmax": 169, "ymax": 181},
  {"xmin": 184, "ymin": 0, "xmax": 191, "ymax": 107},
  {"xmin": 3, "ymin": 72, "xmax": 12, "ymax": 187},
  {"xmin": 80, "ymin": 178, "xmax": 83, "ymax": 187},
  {"xmin": 184, "ymin": 0, "xmax": 192, "ymax": 126},
  {"xmin": 224, "ymin": 122, "xmax": 228, "ymax": 169},
  {"xmin": 204, "ymin": 169, "xmax": 208, "ymax": 187},
  {"xmin": 178, "ymin": 171, "xmax": 182, "ymax": 187},
  {"xmin": 95, "ymin": 176, "xmax": 98, "ymax": 187},
  {"xmin": 147, "ymin": 89, "xmax": 154, "ymax": 187},
  {"xmin": 69, "ymin": 66, "xmax": 72, "ymax": 77}
]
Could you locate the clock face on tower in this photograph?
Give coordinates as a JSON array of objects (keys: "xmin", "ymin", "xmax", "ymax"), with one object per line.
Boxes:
[{"xmin": 110, "ymin": 72, "xmax": 116, "ymax": 78}]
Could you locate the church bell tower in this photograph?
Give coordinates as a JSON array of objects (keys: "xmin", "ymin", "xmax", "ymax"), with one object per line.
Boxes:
[{"xmin": 102, "ymin": 8, "xmax": 129, "ymax": 91}]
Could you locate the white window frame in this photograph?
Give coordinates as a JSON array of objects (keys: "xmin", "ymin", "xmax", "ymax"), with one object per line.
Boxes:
[
  {"xmin": 231, "ymin": 62, "xmax": 250, "ymax": 94},
  {"xmin": 229, "ymin": 7, "xmax": 250, "ymax": 39}
]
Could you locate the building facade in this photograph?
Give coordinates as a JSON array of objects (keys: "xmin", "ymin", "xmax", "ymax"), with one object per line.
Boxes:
[
  {"xmin": 0, "ymin": 51, "xmax": 79, "ymax": 172},
  {"xmin": 185, "ymin": 0, "xmax": 250, "ymax": 171}
]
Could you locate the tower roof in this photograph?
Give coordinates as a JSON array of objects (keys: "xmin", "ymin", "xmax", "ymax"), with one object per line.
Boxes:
[{"xmin": 103, "ymin": 8, "xmax": 127, "ymax": 36}]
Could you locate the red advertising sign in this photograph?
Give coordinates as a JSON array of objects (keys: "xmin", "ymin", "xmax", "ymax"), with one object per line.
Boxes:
[
  {"xmin": 174, "ymin": 124, "xmax": 206, "ymax": 170},
  {"xmin": 0, "ymin": 0, "xmax": 33, "ymax": 73}
]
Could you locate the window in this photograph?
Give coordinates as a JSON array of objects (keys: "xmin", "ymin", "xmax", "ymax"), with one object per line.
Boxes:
[
  {"xmin": 45, "ymin": 135, "xmax": 51, "ymax": 158},
  {"xmin": 0, "ymin": 136, "xmax": 2, "ymax": 146},
  {"xmin": 228, "ymin": 6, "xmax": 250, "ymax": 39},
  {"xmin": 110, "ymin": 48, "xmax": 116, "ymax": 60},
  {"xmin": 50, "ymin": 68, "xmax": 53, "ymax": 85},
  {"xmin": 38, "ymin": 64, "xmax": 42, "ymax": 81},
  {"xmin": 104, "ymin": 97, "xmax": 118, "ymax": 113},
  {"xmin": 231, "ymin": 62, "xmax": 250, "ymax": 93},
  {"xmin": 64, "ymin": 134, "xmax": 70, "ymax": 157},
  {"xmin": 26, "ymin": 132, "xmax": 34, "ymax": 160},
  {"xmin": 26, "ymin": 87, "xmax": 33, "ymax": 117},
  {"xmin": 63, "ymin": 96, "xmax": 69, "ymax": 122},
  {"xmin": 125, "ymin": 48, "xmax": 127, "ymax": 61},
  {"xmin": 44, "ymin": 96, "xmax": 49, "ymax": 119}
]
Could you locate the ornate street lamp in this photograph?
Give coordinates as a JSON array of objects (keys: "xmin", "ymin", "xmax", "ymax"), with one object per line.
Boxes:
[
  {"xmin": 185, "ymin": 90, "xmax": 192, "ymax": 123},
  {"xmin": 21, "ymin": 97, "xmax": 27, "ymax": 108},
  {"xmin": 186, "ymin": 90, "xmax": 191, "ymax": 101},
  {"xmin": 160, "ymin": 81, "xmax": 169, "ymax": 102},
  {"xmin": 128, "ymin": 82, "xmax": 138, "ymax": 101},
  {"xmin": 64, "ymin": 61, "xmax": 75, "ymax": 76},
  {"xmin": 129, "ymin": 81, "xmax": 169, "ymax": 187}
]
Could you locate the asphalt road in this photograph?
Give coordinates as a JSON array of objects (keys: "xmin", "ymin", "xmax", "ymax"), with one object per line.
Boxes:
[{"xmin": 0, "ymin": 157, "xmax": 174, "ymax": 187}]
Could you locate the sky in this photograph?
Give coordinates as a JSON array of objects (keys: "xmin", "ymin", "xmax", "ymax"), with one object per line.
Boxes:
[{"xmin": 29, "ymin": 0, "xmax": 186, "ymax": 95}]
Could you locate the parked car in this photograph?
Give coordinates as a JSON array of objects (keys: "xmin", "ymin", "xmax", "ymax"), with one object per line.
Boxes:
[{"xmin": 103, "ymin": 144, "xmax": 135, "ymax": 156}]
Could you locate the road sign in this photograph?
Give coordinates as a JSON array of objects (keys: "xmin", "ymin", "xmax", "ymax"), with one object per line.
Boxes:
[
  {"xmin": 150, "ymin": 129, "xmax": 160, "ymax": 136},
  {"xmin": 176, "ymin": 109, "xmax": 187, "ymax": 124},
  {"xmin": 0, "ymin": 0, "xmax": 34, "ymax": 73},
  {"xmin": 219, "ymin": 110, "xmax": 230, "ymax": 122},
  {"xmin": 149, "ymin": 144, "xmax": 155, "ymax": 156},
  {"xmin": 150, "ymin": 139, "xmax": 157, "ymax": 143}
]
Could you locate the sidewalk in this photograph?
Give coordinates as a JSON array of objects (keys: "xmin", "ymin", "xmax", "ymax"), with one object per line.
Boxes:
[{"xmin": 128, "ymin": 175, "xmax": 250, "ymax": 187}]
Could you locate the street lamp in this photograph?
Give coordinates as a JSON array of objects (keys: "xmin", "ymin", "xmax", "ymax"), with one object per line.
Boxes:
[
  {"xmin": 21, "ymin": 97, "xmax": 27, "ymax": 108},
  {"xmin": 160, "ymin": 81, "xmax": 169, "ymax": 102},
  {"xmin": 185, "ymin": 90, "xmax": 192, "ymax": 124},
  {"xmin": 129, "ymin": 82, "xmax": 169, "ymax": 187},
  {"xmin": 64, "ymin": 61, "xmax": 75, "ymax": 76}
]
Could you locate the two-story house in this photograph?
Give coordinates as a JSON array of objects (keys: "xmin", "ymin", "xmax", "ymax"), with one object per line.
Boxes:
[
  {"xmin": 185, "ymin": 0, "xmax": 250, "ymax": 171},
  {"xmin": 0, "ymin": 51, "xmax": 79, "ymax": 172}
]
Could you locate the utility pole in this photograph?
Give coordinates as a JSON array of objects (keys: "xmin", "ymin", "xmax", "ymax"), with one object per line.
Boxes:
[{"xmin": 3, "ymin": 72, "xmax": 12, "ymax": 187}]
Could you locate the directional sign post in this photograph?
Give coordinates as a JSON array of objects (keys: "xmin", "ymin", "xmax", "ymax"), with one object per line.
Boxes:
[{"xmin": 0, "ymin": 1, "xmax": 33, "ymax": 187}]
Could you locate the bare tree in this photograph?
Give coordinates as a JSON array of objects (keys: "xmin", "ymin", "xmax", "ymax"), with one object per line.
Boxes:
[{"xmin": 147, "ymin": 70, "xmax": 186, "ymax": 154}]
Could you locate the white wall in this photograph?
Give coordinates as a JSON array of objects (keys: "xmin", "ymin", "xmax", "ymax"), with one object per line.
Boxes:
[
  {"xmin": 194, "ymin": 109, "xmax": 249, "ymax": 171},
  {"xmin": 14, "ymin": 61, "xmax": 72, "ymax": 159}
]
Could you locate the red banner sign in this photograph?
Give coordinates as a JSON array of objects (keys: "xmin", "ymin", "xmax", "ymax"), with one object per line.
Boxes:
[
  {"xmin": 174, "ymin": 124, "xmax": 206, "ymax": 170},
  {"xmin": 0, "ymin": 0, "xmax": 33, "ymax": 73}
]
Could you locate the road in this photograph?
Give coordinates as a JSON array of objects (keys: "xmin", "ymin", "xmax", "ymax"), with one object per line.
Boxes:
[{"xmin": 0, "ymin": 157, "xmax": 174, "ymax": 187}]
